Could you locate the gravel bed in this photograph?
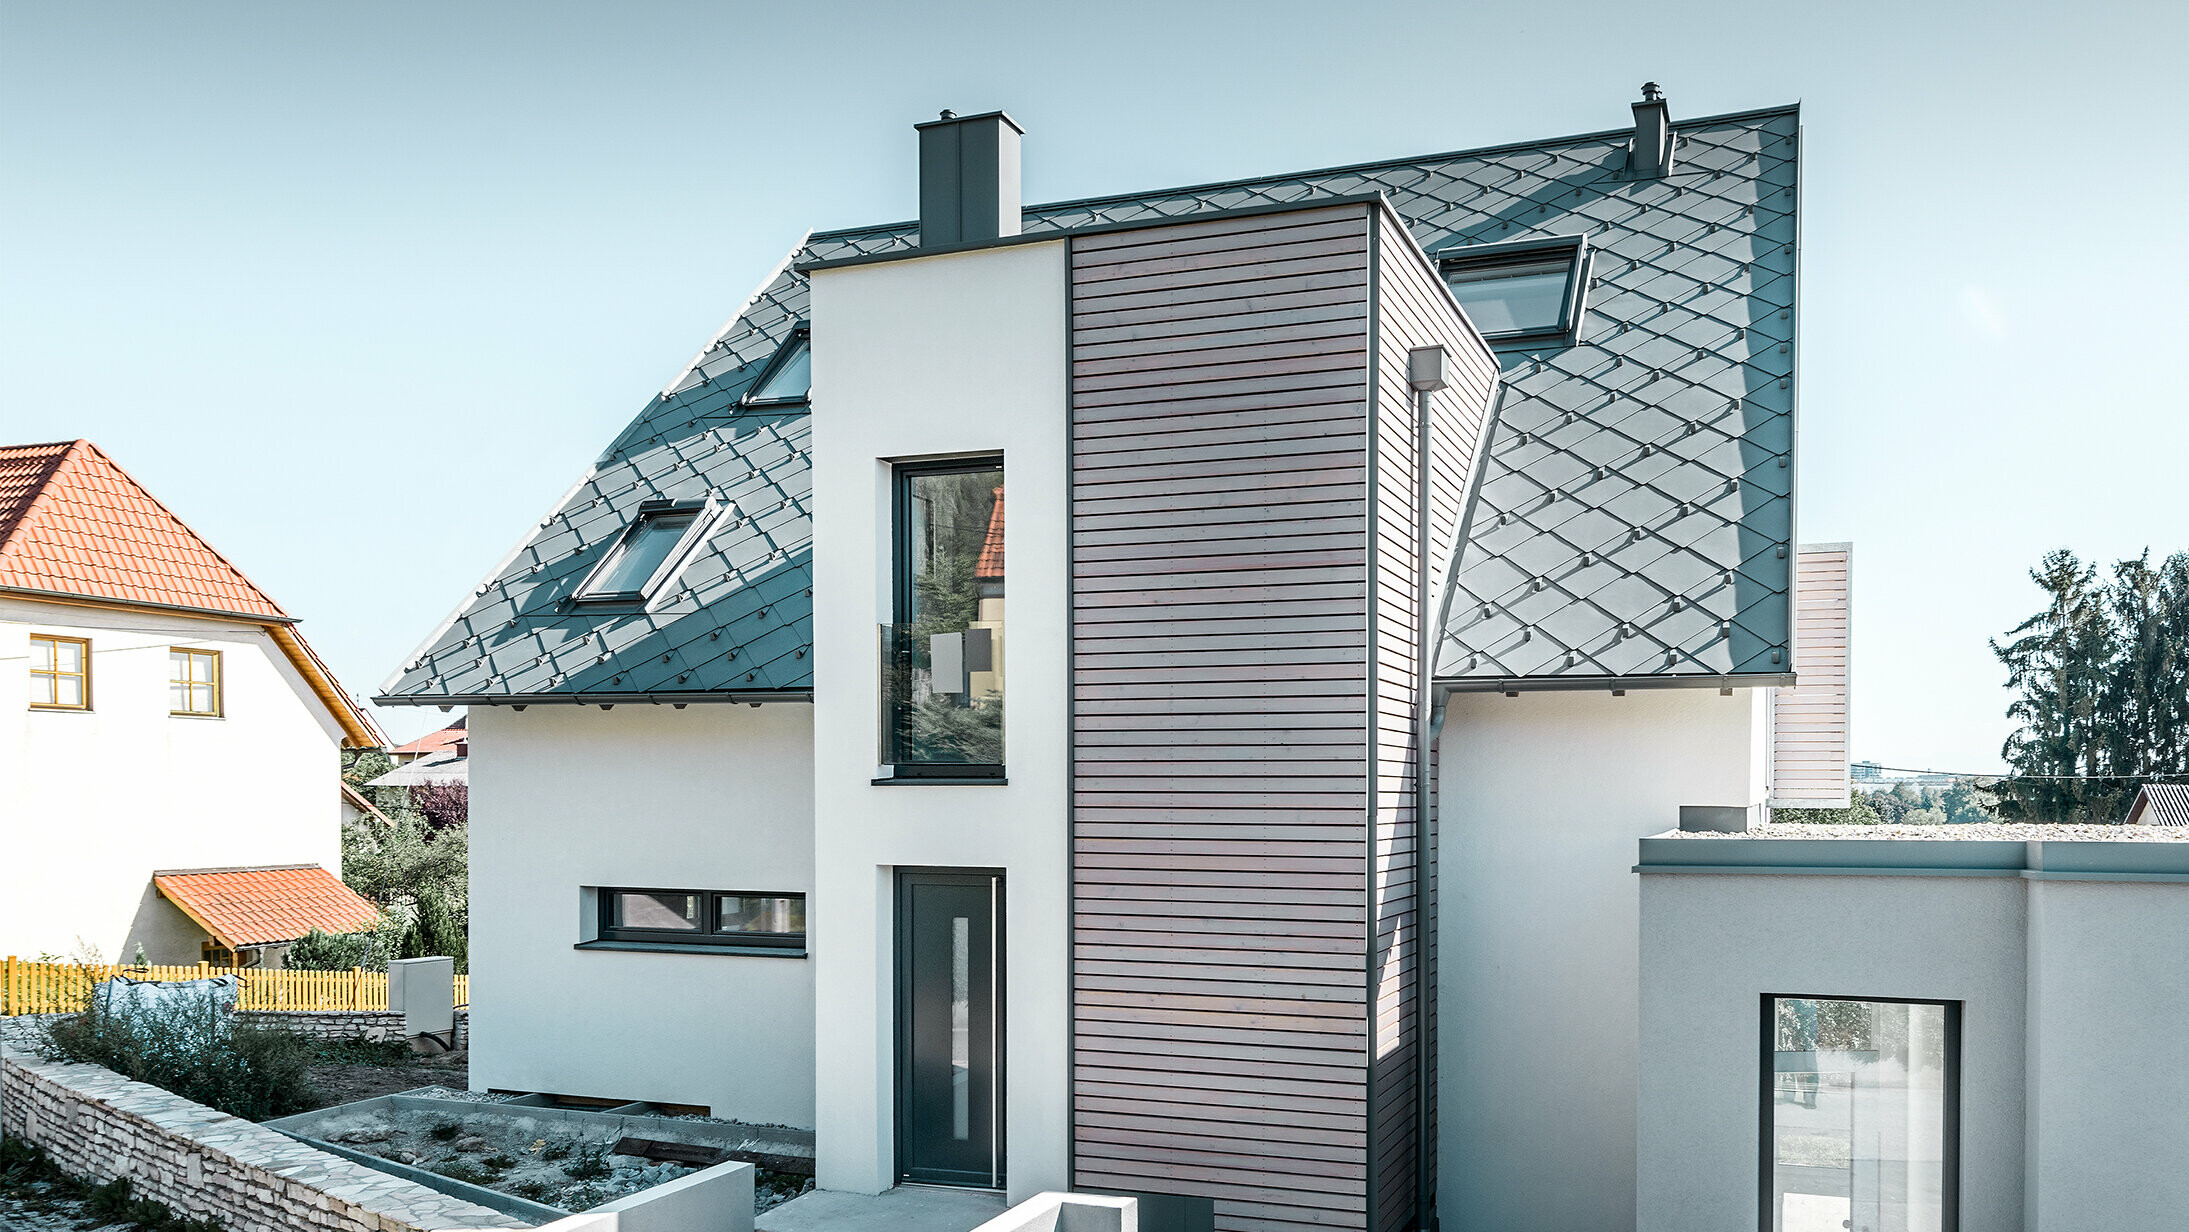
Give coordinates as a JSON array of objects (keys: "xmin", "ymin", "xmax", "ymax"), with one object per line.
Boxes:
[{"xmin": 1658, "ymin": 821, "xmax": 2189, "ymax": 841}]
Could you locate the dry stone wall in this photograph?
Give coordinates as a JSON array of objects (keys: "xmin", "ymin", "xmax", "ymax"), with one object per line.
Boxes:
[
  {"xmin": 0, "ymin": 1010, "xmax": 467, "ymax": 1049},
  {"xmin": 0, "ymin": 1048, "xmax": 522, "ymax": 1232}
]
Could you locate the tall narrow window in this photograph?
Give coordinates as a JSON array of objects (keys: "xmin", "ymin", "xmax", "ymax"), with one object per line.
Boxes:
[
  {"xmin": 1765, "ymin": 996, "xmax": 1958, "ymax": 1232},
  {"xmin": 170, "ymin": 648, "xmax": 223, "ymax": 717},
  {"xmin": 29, "ymin": 635, "xmax": 90, "ymax": 711},
  {"xmin": 883, "ymin": 458, "xmax": 1004, "ymax": 777}
]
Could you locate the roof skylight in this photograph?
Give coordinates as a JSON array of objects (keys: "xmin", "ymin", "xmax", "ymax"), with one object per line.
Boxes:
[
  {"xmin": 576, "ymin": 500, "xmax": 719, "ymax": 605},
  {"xmin": 1438, "ymin": 237, "xmax": 1590, "ymax": 344},
  {"xmin": 748, "ymin": 335, "xmax": 810, "ymax": 404}
]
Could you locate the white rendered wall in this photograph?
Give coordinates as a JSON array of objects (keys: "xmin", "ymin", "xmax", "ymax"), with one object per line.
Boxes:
[
  {"xmin": 807, "ymin": 241, "xmax": 1070, "ymax": 1201},
  {"xmin": 1436, "ymin": 686, "xmax": 1766, "ymax": 1232},
  {"xmin": 1636, "ymin": 872, "xmax": 2027, "ymax": 1232},
  {"xmin": 0, "ymin": 598, "xmax": 344, "ymax": 963},
  {"xmin": 2024, "ymin": 879, "xmax": 2189, "ymax": 1231},
  {"xmin": 466, "ymin": 704, "xmax": 816, "ymax": 1126}
]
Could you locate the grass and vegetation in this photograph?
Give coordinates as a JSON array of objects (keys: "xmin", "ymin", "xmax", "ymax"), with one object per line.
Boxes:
[
  {"xmin": 0, "ymin": 1138, "xmax": 226, "ymax": 1232},
  {"xmin": 36, "ymin": 999, "xmax": 319, "ymax": 1123}
]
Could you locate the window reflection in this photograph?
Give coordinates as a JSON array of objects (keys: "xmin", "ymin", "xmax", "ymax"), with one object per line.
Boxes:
[{"xmin": 1769, "ymin": 997, "xmax": 1953, "ymax": 1232}]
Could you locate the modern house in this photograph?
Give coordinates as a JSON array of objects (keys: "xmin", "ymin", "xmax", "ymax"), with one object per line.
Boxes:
[
  {"xmin": 382, "ymin": 89, "xmax": 1844, "ymax": 1230},
  {"xmin": 2, "ymin": 439, "xmax": 386, "ymax": 967}
]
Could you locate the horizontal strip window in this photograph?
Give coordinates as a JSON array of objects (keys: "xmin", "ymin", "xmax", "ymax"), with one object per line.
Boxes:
[{"xmin": 596, "ymin": 887, "xmax": 805, "ymax": 953}]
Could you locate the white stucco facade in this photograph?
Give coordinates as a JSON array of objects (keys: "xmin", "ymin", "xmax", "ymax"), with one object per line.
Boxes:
[
  {"xmin": 466, "ymin": 703, "xmax": 817, "ymax": 1126},
  {"xmin": 1637, "ymin": 843, "xmax": 2189, "ymax": 1232},
  {"xmin": 0, "ymin": 597, "xmax": 345, "ymax": 964},
  {"xmin": 1436, "ymin": 685, "xmax": 1769, "ymax": 1232},
  {"xmin": 806, "ymin": 240, "xmax": 1071, "ymax": 1201}
]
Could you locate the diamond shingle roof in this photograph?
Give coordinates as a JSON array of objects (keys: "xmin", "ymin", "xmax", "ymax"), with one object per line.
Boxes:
[
  {"xmin": 380, "ymin": 103, "xmax": 1800, "ymax": 703},
  {"xmin": 153, "ymin": 865, "xmax": 381, "ymax": 949},
  {"xmin": 0, "ymin": 440, "xmax": 288, "ymax": 619}
]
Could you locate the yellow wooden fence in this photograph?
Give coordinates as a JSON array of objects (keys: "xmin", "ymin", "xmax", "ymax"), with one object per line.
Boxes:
[{"xmin": 1, "ymin": 957, "xmax": 469, "ymax": 1016}]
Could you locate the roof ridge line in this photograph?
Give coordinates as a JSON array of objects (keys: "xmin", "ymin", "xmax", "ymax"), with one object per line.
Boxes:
[{"xmin": 806, "ymin": 102, "xmax": 1802, "ymax": 243}]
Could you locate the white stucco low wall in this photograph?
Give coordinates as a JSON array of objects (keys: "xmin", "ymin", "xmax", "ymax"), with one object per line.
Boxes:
[
  {"xmin": 1436, "ymin": 686, "xmax": 1767, "ymax": 1232},
  {"xmin": 467, "ymin": 704, "xmax": 816, "ymax": 1127}
]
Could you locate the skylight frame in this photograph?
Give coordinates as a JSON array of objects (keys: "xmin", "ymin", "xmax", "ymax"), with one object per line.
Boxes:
[
  {"xmin": 1433, "ymin": 234, "xmax": 1593, "ymax": 347},
  {"xmin": 742, "ymin": 326, "xmax": 812, "ymax": 408},
  {"xmin": 572, "ymin": 497, "xmax": 725, "ymax": 608}
]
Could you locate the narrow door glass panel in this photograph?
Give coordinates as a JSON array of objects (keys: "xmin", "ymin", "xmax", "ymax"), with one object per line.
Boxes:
[
  {"xmin": 589, "ymin": 512, "xmax": 695, "ymax": 596},
  {"xmin": 886, "ymin": 463, "xmax": 1004, "ymax": 770},
  {"xmin": 1442, "ymin": 255, "xmax": 1572, "ymax": 335},
  {"xmin": 1769, "ymin": 998, "xmax": 1951, "ymax": 1232},
  {"xmin": 951, "ymin": 915, "xmax": 972, "ymax": 1140}
]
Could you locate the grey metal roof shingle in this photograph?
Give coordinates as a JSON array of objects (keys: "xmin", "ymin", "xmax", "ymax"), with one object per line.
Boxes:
[{"xmin": 379, "ymin": 104, "xmax": 1800, "ymax": 704}]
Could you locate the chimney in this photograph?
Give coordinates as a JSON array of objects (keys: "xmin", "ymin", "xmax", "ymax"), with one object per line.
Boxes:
[
  {"xmin": 1628, "ymin": 82, "xmax": 1673, "ymax": 178},
  {"xmin": 917, "ymin": 109, "xmax": 1024, "ymax": 247}
]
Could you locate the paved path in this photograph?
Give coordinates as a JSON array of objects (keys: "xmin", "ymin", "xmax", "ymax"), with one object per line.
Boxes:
[{"xmin": 756, "ymin": 1185, "xmax": 1009, "ymax": 1232}]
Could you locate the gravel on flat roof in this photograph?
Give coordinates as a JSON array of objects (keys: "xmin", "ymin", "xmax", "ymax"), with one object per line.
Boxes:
[{"xmin": 1655, "ymin": 822, "xmax": 2189, "ymax": 841}]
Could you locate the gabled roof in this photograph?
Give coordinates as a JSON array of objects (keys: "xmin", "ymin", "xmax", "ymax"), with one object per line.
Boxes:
[
  {"xmin": 0, "ymin": 440, "xmax": 286, "ymax": 618},
  {"xmin": 153, "ymin": 865, "xmax": 381, "ymax": 949},
  {"xmin": 0, "ymin": 439, "xmax": 387, "ymax": 745},
  {"xmin": 381, "ymin": 100, "xmax": 1799, "ymax": 704},
  {"xmin": 2126, "ymin": 783, "xmax": 2189, "ymax": 826}
]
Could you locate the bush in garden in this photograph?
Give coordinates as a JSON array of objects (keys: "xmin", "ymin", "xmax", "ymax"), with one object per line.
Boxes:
[{"xmin": 38, "ymin": 995, "xmax": 318, "ymax": 1123}]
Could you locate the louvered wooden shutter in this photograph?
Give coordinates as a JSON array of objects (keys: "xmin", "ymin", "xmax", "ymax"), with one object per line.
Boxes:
[{"xmin": 1771, "ymin": 543, "xmax": 1852, "ymax": 807}]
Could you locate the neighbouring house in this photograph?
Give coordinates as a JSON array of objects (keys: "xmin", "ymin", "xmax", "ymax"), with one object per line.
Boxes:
[
  {"xmin": 1, "ymin": 439, "xmax": 385, "ymax": 967},
  {"xmin": 377, "ymin": 90, "xmax": 1875, "ymax": 1229},
  {"xmin": 386, "ymin": 715, "xmax": 466, "ymax": 765},
  {"xmin": 2122, "ymin": 781, "xmax": 2189, "ymax": 825},
  {"xmin": 149, "ymin": 864, "xmax": 381, "ymax": 968}
]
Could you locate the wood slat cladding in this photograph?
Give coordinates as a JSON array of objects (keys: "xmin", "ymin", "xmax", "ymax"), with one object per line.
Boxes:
[
  {"xmin": 1069, "ymin": 203, "xmax": 1498, "ymax": 1232},
  {"xmin": 1771, "ymin": 545, "xmax": 1853, "ymax": 807}
]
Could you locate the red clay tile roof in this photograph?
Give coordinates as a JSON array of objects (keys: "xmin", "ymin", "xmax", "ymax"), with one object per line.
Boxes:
[
  {"xmin": 0, "ymin": 439, "xmax": 287, "ymax": 618},
  {"xmin": 153, "ymin": 865, "xmax": 381, "ymax": 949},
  {"xmin": 975, "ymin": 487, "xmax": 1004, "ymax": 580},
  {"xmin": 389, "ymin": 717, "xmax": 467, "ymax": 758}
]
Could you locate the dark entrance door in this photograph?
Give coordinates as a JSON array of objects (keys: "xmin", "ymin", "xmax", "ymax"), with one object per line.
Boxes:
[{"xmin": 896, "ymin": 870, "xmax": 1003, "ymax": 1188}]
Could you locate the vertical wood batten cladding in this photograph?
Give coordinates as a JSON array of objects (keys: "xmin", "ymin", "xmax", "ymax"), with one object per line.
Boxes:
[
  {"xmin": 1069, "ymin": 202, "xmax": 1498, "ymax": 1232},
  {"xmin": 1367, "ymin": 212, "xmax": 1502, "ymax": 1232},
  {"xmin": 1073, "ymin": 205, "xmax": 1374, "ymax": 1232},
  {"xmin": 1770, "ymin": 545, "xmax": 1852, "ymax": 807}
]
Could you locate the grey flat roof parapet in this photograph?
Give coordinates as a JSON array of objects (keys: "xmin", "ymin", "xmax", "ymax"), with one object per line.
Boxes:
[{"xmin": 1638, "ymin": 828, "xmax": 2189, "ymax": 882}]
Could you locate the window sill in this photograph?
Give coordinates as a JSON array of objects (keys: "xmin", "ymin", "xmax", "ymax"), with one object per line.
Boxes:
[
  {"xmin": 573, "ymin": 939, "xmax": 806, "ymax": 959},
  {"xmin": 871, "ymin": 776, "xmax": 1009, "ymax": 786}
]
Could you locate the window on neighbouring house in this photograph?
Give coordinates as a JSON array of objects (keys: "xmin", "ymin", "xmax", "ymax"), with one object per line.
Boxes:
[
  {"xmin": 1439, "ymin": 238, "xmax": 1589, "ymax": 341},
  {"xmin": 1766, "ymin": 996, "xmax": 1958, "ymax": 1232},
  {"xmin": 29, "ymin": 635, "xmax": 90, "ymax": 710},
  {"xmin": 576, "ymin": 501, "xmax": 717, "ymax": 604},
  {"xmin": 596, "ymin": 888, "xmax": 807, "ymax": 952},
  {"xmin": 747, "ymin": 334, "xmax": 811, "ymax": 404},
  {"xmin": 170, "ymin": 648, "xmax": 222, "ymax": 716},
  {"xmin": 882, "ymin": 458, "xmax": 1004, "ymax": 778}
]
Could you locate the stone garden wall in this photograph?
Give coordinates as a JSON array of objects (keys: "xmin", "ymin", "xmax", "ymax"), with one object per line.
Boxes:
[
  {"xmin": 0, "ymin": 1009, "xmax": 468, "ymax": 1050},
  {"xmin": 0, "ymin": 1047, "xmax": 522, "ymax": 1232}
]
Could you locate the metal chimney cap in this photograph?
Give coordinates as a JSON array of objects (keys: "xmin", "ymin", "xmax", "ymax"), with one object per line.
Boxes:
[
  {"xmin": 914, "ymin": 108, "xmax": 1026, "ymax": 134},
  {"xmin": 1640, "ymin": 81, "xmax": 1664, "ymax": 102}
]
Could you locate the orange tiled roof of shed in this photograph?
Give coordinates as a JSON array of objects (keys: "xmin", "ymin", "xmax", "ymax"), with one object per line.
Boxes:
[
  {"xmin": 0, "ymin": 440, "xmax": 288, "ymax": 618},
  {"xmin": 153, "ymin": 865, "xmax": 380, "ymax": 949}
]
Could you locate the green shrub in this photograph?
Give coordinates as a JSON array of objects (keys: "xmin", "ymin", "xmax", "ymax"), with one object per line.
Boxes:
[
  {"xmin": 564, "ymin": 1145, "xmax": 612, "ymax": 1181},
  {"xmin": 284, "ymin": 922, "xmax": 400, "ymax": 973},
  {"xmin": 37, "ymin": 998, "xmax": 317, "ymax": 1123}
]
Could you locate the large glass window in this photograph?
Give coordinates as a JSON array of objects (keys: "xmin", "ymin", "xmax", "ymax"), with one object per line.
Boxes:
[
  {"xmin": 1439, "ymin": 238, "xmax": 1588, "ymax": 341},
  {"xmin": 883, "ymin": 459, "xmax": 1004, "ymax": 777},
  {"xmin": 170, "ymin": 648, "xmax": 222, "ymax": 716},
  {"xmin": 1766, "ymin": 997, "xmax": 1958, "ymax": 1232},
  {"xmin": 596, "ymin": 888, "xmax": 806, "ymax": 952},
  {"xmin": 29, "ymin": 635, "xmax": 90, "ymax": 710}
]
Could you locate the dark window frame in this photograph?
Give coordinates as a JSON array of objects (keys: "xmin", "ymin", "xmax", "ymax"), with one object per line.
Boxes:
[
  {"xmin": 572, "ymin": 498, "xmax": 723, "ymax": 608},
  {"xmin": 1758, "ymin": 993, "xmax": 1961, "ymax": 1232},
  {"xmin": 741, "ymin": 327, "xmax": 812, "ymax": 408},
  {"xmin": 886, "ymin": 455, "xmax": 1006, "ymax": 782},
  {"xmin": 589, "ymin": 886, "xmax": 807, "ymax": 955},
  {"xmin": 1434, "ymin": 233, "xmax": 1592, "ymax": 347}
]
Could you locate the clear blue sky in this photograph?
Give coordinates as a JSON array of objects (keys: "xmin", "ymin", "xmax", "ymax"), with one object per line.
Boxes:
[{"xmin": 5, "ymin": 1, "xmax": 2183, "ymax": 763}]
